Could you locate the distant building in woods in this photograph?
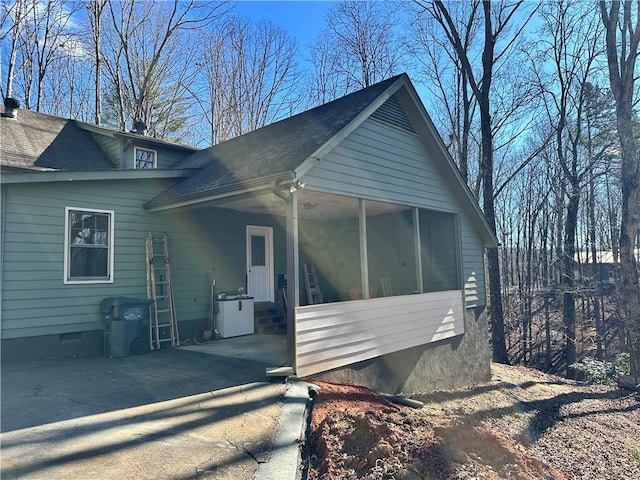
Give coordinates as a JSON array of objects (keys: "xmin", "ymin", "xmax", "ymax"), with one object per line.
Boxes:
[{"xmin": 573, "ymin": 249, "xmax": 640, "ymax": 289}]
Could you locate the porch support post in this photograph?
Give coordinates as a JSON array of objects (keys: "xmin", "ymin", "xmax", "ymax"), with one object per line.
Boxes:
[
  {"xmin": 286, "ymin": 190, "xmax": 299, "ymax": 365},
  {"xmin": 413, "ymin": 207, "xmax": 423, "ymax": 293},
  {"xmin": 359, "ymin": 199, "xmax": 369, "ymax": 300}
]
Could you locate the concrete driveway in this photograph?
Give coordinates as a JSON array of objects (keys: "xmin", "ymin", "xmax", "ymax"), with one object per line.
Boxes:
[{"xmin": 1, "ymin": 347, "xmax": 303, "ymax": 480}]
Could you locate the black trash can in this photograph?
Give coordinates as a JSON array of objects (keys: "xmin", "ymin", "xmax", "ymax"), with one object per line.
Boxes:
[{"xmin": 101, "ymin": 297, "xmax": 151, "ymax": 357}]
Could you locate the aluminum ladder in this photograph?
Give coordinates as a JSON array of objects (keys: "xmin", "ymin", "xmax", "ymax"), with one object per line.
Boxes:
[
  {"xmin": 303, "ymin": 263, "xmax": 324, "ymax": 304},
  {"xmin": 146, "ymin": 233, "xmax": 180, "ymax": 349}
]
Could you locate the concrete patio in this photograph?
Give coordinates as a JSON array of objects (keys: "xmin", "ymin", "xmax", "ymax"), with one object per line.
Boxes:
[{"xmin": 0, "ymin": 335, "xmax": 304, "ymax": 480}]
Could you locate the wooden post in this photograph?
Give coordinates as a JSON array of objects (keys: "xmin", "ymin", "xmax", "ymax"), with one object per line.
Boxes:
[{"xmin": 286, "ymin": 190, "xmax": 299, "ymax": 366}]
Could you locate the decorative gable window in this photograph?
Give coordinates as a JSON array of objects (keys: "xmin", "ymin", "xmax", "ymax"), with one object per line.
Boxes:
[
  {"xmin": 64, "ymin": 207, "xmax": 114, "ymax": 283},
  {"xmin": 134, "ymin": 147, "xmax": 157, "ymax": 169}
]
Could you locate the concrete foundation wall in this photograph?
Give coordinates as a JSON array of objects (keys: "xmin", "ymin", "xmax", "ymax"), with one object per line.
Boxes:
[
  {"xmin": 307, "ymin": 306, "xmax": 491, "ymax": 394},
  {"xmin": 1, "ymin": 330, "xmax": 104, "ymax": 363},
  {"xmin": 1, "ymin": 318, "xmax": 206, "ymax": 363}
]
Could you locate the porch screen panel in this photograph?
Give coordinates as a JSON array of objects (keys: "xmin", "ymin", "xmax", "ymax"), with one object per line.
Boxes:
[
  {"xmin": 419, "ymin": 210, "xmax": 460, "ymax": 292},
  {"xmin": 366, "ymin": 210, "xmax": 417, "ymax": 297}
]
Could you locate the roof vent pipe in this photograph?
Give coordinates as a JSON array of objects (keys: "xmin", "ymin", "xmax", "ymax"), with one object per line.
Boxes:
[
  {"xmin": 131, "ymin": 120, "xmax": 147, "ymax": 135},
  {"xmin": 2, "ymin": 97, "xmax": 20, "ymax": 119}
]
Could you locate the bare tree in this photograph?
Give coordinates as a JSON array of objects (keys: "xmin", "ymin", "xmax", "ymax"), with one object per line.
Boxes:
[
  {"xmin": 583, "ymin": 83, "xmax": 618, "ymax": 360},
  {"xmin": 101, "ymin": 0, "xmax": 227, "ymax": 137},
  {"xmin": 531, "ymin": 1, "xmax": 606, "ymax": 374},
  {"xmin": 12, "ymin": 2, "xmax": 37, "ymax": 109},
  {"xmin": 418, "ymin": 0, "xmax": 538, "ymax": 364},
  {"xmin": 1, "ymin": 0, "xmax": 80, "ymax": 111},
  {"xmin": 43, "ymin": 39, "xmax": 94, "ymax": 119},
  {"xmin": 32, "ymin": 0, "xmax": 82, "ymax": 111},
  {"xmin": 407, "ymin": 1, "xmax": 480, "ymax": 186},
  {"xmin": 308, "ymin": 0, "xmax": 404, "ymax": 103},
  {"xmin": 308, "ymin": 33, "xmax": 358, "ymax": 105},
  {"xmin": 600, "ymin": 0, "xmax": 640, "ymax": 380},
  {"xmin": 83, "ymin": 0, "xmax": 107, "ymax": 124},
  {"xmin": 200, "ymin": 16, "xmax": 301, "ymax": 144},
  {"xmin": 1, "ymin": 0, "xmax": 30, "ymax": 99}
]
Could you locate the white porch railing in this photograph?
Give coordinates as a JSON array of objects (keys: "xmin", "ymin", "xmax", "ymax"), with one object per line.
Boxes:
[{"xmin": 294, "ymin": 290, "xmax": 464, "ymax": 378}]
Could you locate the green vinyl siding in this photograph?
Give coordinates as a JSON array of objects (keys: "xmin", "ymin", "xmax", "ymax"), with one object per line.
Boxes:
[
  {"xmin": 87, "ymin": 131, "xmax": 193, "ymax": 169},
  {"xmin": 2, "ymin": 179, "xmax": 165, "ymax": 339},
  {"xmin": 88, "ymin": 133, "xmax": 122, "ymax": 167},
  {"xmin": 2, "ymin": 183, "xmax": 287, "ymax": 340},
  {"xmin": 305, "ymin": 118, "xmax": 460, "ymax": 211}
]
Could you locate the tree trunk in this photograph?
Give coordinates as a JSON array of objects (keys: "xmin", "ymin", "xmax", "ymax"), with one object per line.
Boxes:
[
  {"xmin": 563, "ymin": 188, "xmax": 580, "ymax": 375},
  {"xmin": 600, "ymin": 0, "xmax": 640, "ymax": 380},
  {"xmin": 545, "ymin": 296, "xmax": 552, "ymax": 370},
  {"xmin": 4, "ymin": 0, "xmax": 26, "ymax": 98},
  {"xmin": 616, "ymin": 117, "xmax": 640, "ymax": 380}
]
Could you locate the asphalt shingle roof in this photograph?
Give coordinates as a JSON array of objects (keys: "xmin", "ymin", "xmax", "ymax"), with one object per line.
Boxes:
[
  {"xmin": 0, "ymin": 108, "xmax": 114, "ymax": 172},
  {"xmin": 145, "ymin": 74, "xmax": 404, "ymax": 209}
]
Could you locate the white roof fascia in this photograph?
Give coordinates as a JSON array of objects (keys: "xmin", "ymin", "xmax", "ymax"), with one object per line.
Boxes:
[
  {"xmin": 145, "ymin": 172, "xmax": 294, "ymax": 212},
  {"xmin": 0, "ymin": 169, "xmax": 192, "ymax": 185}
]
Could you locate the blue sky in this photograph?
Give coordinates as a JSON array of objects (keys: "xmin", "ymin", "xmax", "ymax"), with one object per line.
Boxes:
[{"xmin": 232, "ymin": 1, "xmax": 334, "ymax": 49}]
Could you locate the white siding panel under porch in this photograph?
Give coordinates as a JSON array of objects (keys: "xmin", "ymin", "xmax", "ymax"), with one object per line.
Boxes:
[{"xmin": 295, "ymin": 290, "xmax": 464, "ymax": 378}]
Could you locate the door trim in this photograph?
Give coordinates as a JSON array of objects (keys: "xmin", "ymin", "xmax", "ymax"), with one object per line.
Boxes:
[{"xmin": 246, "ymin": 225, "xmax": 274, "ymax": 302}]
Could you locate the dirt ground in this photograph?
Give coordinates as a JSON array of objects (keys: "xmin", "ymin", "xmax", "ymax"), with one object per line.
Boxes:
[{"xmin": 305, "ymin": 363, "xmax": 640, "ymax": 480}]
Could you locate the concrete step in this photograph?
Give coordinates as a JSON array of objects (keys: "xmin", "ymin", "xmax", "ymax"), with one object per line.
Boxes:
[
  {"xmin": 255, "ymin": 319, "xmax": 287, "ymax": 334},
  {"xmin": 256, "ymin": 315, "xmax": 285, "ymax": 325},
  {"xmin": 254, "ymin": 302, "xmax": 286, "ymax": 334}
]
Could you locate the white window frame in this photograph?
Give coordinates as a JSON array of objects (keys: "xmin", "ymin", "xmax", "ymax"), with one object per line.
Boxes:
[
  {"xmin": 134, "ymin": 146, "xmax": 157, "ymax": 169},
  {"xmin": 64, "ymin": 207, "xmax": 115, "ymax": 284}
]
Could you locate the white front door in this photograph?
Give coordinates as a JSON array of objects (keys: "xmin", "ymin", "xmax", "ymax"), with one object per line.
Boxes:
[{"xmin": 246, "ymin": 225, "xmax": 274, "ymax": 302}]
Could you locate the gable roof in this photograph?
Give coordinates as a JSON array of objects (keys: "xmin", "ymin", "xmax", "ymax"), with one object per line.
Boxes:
[
  {"xmin": 0, "ymin": 108, "xmax": 114, "ymax": 172},
  {"xmin": 0, "ymin": 107, "xmax": 199, "ymax": 174},
  {"xmin": 144, "ymin": 73, "xmax": 497, "ymax": 246},
  {"xmin": 0, "ymin": 76, "xmax": 497, "ymax": 247},
  {"xmin": 144, "ymin": 75, "xmax": 404, "ymax": 209}
]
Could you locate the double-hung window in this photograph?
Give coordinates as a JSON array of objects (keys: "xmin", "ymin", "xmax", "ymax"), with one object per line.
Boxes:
[
  {"xmin": 64, "ymin": 207, "xmax": 114, "ymax": 283},
  {"xmin": 134, "ymin": 147, "xmax": 157, "ymax": 169}
]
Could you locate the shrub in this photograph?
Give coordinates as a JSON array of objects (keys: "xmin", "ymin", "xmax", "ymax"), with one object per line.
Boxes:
[
  {"xmin": 615, "ymin": 353, "xmax": 631, "ymax": 375},
  {"xmin": 570, "ymin": 357, "xmax": 617, "ymax": 384}
]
